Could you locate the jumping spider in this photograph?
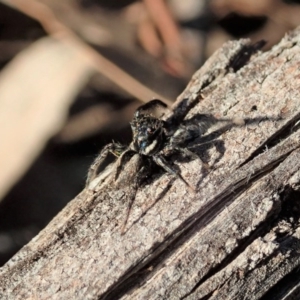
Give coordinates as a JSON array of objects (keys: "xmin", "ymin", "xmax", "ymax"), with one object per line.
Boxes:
[
  {"xmin": 87, "ymin": 99, "xmax": 202, "ymax": 191},
  {"xmin": 87, "ymin": 99, "xmax": 207, "ymax": 231}
]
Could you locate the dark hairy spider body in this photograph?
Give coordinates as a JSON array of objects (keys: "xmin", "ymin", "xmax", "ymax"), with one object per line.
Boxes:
[
  {"xmin": 87, "ymin": 99, "xmax": 200, "ymax": 192},
  {"xmin": 86, "ymin": 99, "xmax": 208, "ymax": 232}
]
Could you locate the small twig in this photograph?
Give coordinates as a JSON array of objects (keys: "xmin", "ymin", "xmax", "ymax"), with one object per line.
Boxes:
[
  {"xmin": 5, "ymin": 0, "xmax": 173, "ymax": 105},
  {"xmin": 143, "ymin": 0, "xmax": 181, "ymax": 54}
]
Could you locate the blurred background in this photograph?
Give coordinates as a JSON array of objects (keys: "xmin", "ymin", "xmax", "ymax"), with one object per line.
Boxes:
[{"xmin": 0, "ymin": 0, "xmax": 300, "ymax": 266}]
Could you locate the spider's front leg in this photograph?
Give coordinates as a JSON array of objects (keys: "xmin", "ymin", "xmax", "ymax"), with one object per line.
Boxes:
[
  {"xmin": 152, "ymin": 154, "xmax": 195, "ymax": 194},
  {"xmin": 86, "ymin": 142, "xmax": 127, "ymax": 185},
  {"xmin": 114, "ymin": 145, "xmax": 136, "ymax": 181}
]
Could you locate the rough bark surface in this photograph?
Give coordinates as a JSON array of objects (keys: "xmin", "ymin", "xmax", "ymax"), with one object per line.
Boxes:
[{"xmin": 1, "ymin": 28, "xmax": 300, "ymax": 300}]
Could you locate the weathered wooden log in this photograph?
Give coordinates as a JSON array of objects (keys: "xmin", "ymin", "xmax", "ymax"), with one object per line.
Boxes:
[{"xmin": 1, "ymin": 27, "xmax": 300, "ymax": 300}]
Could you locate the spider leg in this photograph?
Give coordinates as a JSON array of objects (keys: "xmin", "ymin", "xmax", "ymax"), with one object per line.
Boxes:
[
  {"xmin": 153, "ymin": 155, "xmax": 195, "ymax": 194},
  {"xmin": 86, "ymin": 143, "xmax": 116, "ymax": 185},
  {"xmin": 174, "ymin": 147, "xmax": 198, "ymax": 160},
  {"xmin": 174, "ymin": 147, "xmax": 210, "ymax": 169},
  {"xmin": 114, "ymin": 147, "xmax": 136, "ymax": 181},
  {"xmin": 135, "ymin": 99, "xmax": 168, "ymax": 118},
  {"xmin": 86, "ymin": 142, "xmax": 126, "ymax": 185},
  {"xmin": 121, "ymin": 163, "xmax": 146, "ymax": 234}
]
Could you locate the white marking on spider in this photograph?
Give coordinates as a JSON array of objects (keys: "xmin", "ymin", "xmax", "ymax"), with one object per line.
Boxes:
[{"xmin": 144, "ymin": 140, "xmax": 158, "ymax": 155}]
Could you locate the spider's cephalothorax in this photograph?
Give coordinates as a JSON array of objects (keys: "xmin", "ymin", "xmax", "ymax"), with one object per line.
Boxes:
[{"xmin": 130, "ymin": 108, "xmax": 166, "ymax": 156}]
